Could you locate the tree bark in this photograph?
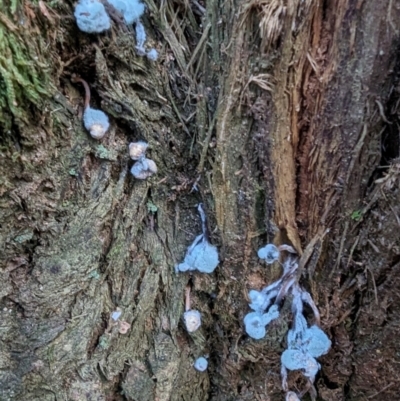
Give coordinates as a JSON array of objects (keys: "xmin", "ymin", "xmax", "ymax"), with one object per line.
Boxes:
[{"xmin": 1, "ymin": 0, "xmax": 400, "ymax": 400}]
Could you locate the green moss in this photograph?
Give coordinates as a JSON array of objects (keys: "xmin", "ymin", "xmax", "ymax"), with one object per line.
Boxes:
[{"xmin": 0, "ymin": 7, "xmax": 53, "ymax": 128}]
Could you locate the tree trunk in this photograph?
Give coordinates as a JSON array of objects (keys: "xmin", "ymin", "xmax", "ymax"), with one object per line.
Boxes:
[{"xmin": 1, "ymin": 0, "xmax": 400, "ymax": 400}]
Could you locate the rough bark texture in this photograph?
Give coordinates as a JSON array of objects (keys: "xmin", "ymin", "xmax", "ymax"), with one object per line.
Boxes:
[{"xmin": 1, "ymin": 0, "xmax": 400, "ymax": 400}]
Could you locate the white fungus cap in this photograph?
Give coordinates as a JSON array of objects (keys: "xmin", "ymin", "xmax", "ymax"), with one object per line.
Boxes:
[
  {"xmin": 183, "ymin": 310, "xmax": 201, "ymax": 333},
  {"xmin": 129, "ymin": 141, "xmax": 148, "ymax": 160}
]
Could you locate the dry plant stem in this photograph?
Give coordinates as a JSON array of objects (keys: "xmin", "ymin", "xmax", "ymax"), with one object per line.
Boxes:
[
  {"xmin": 185, "ymin": 285, "xmax": 191, "ymax": 312},
  {"xmin": 71, "ymin": 75, "xmax": 91, "ymax": 109}
]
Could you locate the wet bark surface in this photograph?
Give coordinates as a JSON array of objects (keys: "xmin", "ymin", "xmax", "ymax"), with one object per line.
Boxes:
[{"xmin": 1, "ymin": 0, "xmax": 400, "ymax": 400}]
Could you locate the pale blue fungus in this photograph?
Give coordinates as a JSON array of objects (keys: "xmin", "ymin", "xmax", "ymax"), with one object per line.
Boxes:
[
  {"xmin": 287, "ymin": 311, "xmax": 308, "ymax": 348},
  {"xmin": 303, "ymin": 325, "xmax": 331, "ymax": 357},
  {"xmin": 257, "ymin": 244, "xmax": 280, "ymax": 264},
  {"xmin": 248, "ymin": 290, "xmax": 268, "ymax": 312},
  {"xmin": 175, "ymin": 234, "xmax": 219, "ymax": 274},
  {"xmin": 83, "ymin": 107, "xmax": 110, "ymax": 139},
  {"xmin": 130, "ymin": 156, "xmax": 157, "ymax": 180},
  {"xmin": 135, "ymin": 20, "xmax": 147, "ymax": 55},
  {"xmin": 111, "ymin": 310, "xmax": 122, "ymax": 321},
  {"xmin": 244, "ymin": 312, "xmax": 267, "ymax": 340},
  {"xmin": 281, "ymin": 349, "xmax": 320, "ymax": 380},
  {"xmin": 194, "ymin": 357, "xmax": 208, "ymax": 372},
  {"xmin": 244, "ymin": 306, "xmax": 279, "ymax": 340},
  {"xmin": 107, "ymin": 0, "xmax": 145, "ymax": 24},
  {"xmin": 74, "ymin": 0, "xmax": 111, "ymax": 33},
  {"xmin": 146, "ymin": 48, "xmax": 159, "ymax": 61}
]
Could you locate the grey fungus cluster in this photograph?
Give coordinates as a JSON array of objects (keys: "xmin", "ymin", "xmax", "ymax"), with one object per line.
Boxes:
[
  {"xmin": 129, "ymin": 141, "xmax": 157, "ymax": 180},
  {"xmin": 245, "ymin": 243, "xmax": 332, "ymax": 400}
]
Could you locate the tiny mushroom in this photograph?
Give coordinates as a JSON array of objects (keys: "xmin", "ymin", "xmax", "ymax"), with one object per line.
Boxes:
[
  {"xmin": 183, "ymin": 286, "xmax": 201, "ymax": 333},
  {"xmin": 194, "ymin": 357, "xmax": 208, "ymax": 372},
  {"xmin": 183, "ymin": 310, "xmax": 201, "ymax": 333}
]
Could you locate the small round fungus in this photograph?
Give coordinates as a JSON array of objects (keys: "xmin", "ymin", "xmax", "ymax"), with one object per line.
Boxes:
[
  {"xmin": 74, "ymin": 0, "xmax": 111, "ymax": 33},
  {"xmin": 183, "ymin": 310, "xmax": 201, "ymax": 333},
  {"xmin": 194, "ymin": 357, "xmax": 208, "ymax": 372},
  {"xmin": 147, "ymin": 49, "xmax": 159, "ymax": 61},
  {"xmin": 107, "ymin": 0, "xmax": 145, "ymax": 24},
  {"xmin": 257, "ymin": 244, "xmax": 280, "ymax": 264},
  {"xmin": 83, "ymin": 107, "xmax": 110, "ymax": 139},
  {"xmin": 129, "ymin": 141, "xmax": 148, "ymax": 160},
  {"xmin": 244, "ymin": 312, "xmax": 266, "ymax": 340}
]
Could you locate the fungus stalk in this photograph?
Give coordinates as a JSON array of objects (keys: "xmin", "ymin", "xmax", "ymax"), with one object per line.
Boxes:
[
  {"xmin": 183, "ymin": 285, "xmax": 201, "ymax": 333},
  {"xmin": 71, "ymin": 75, "xmax": 110, "ymax": 140}
]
